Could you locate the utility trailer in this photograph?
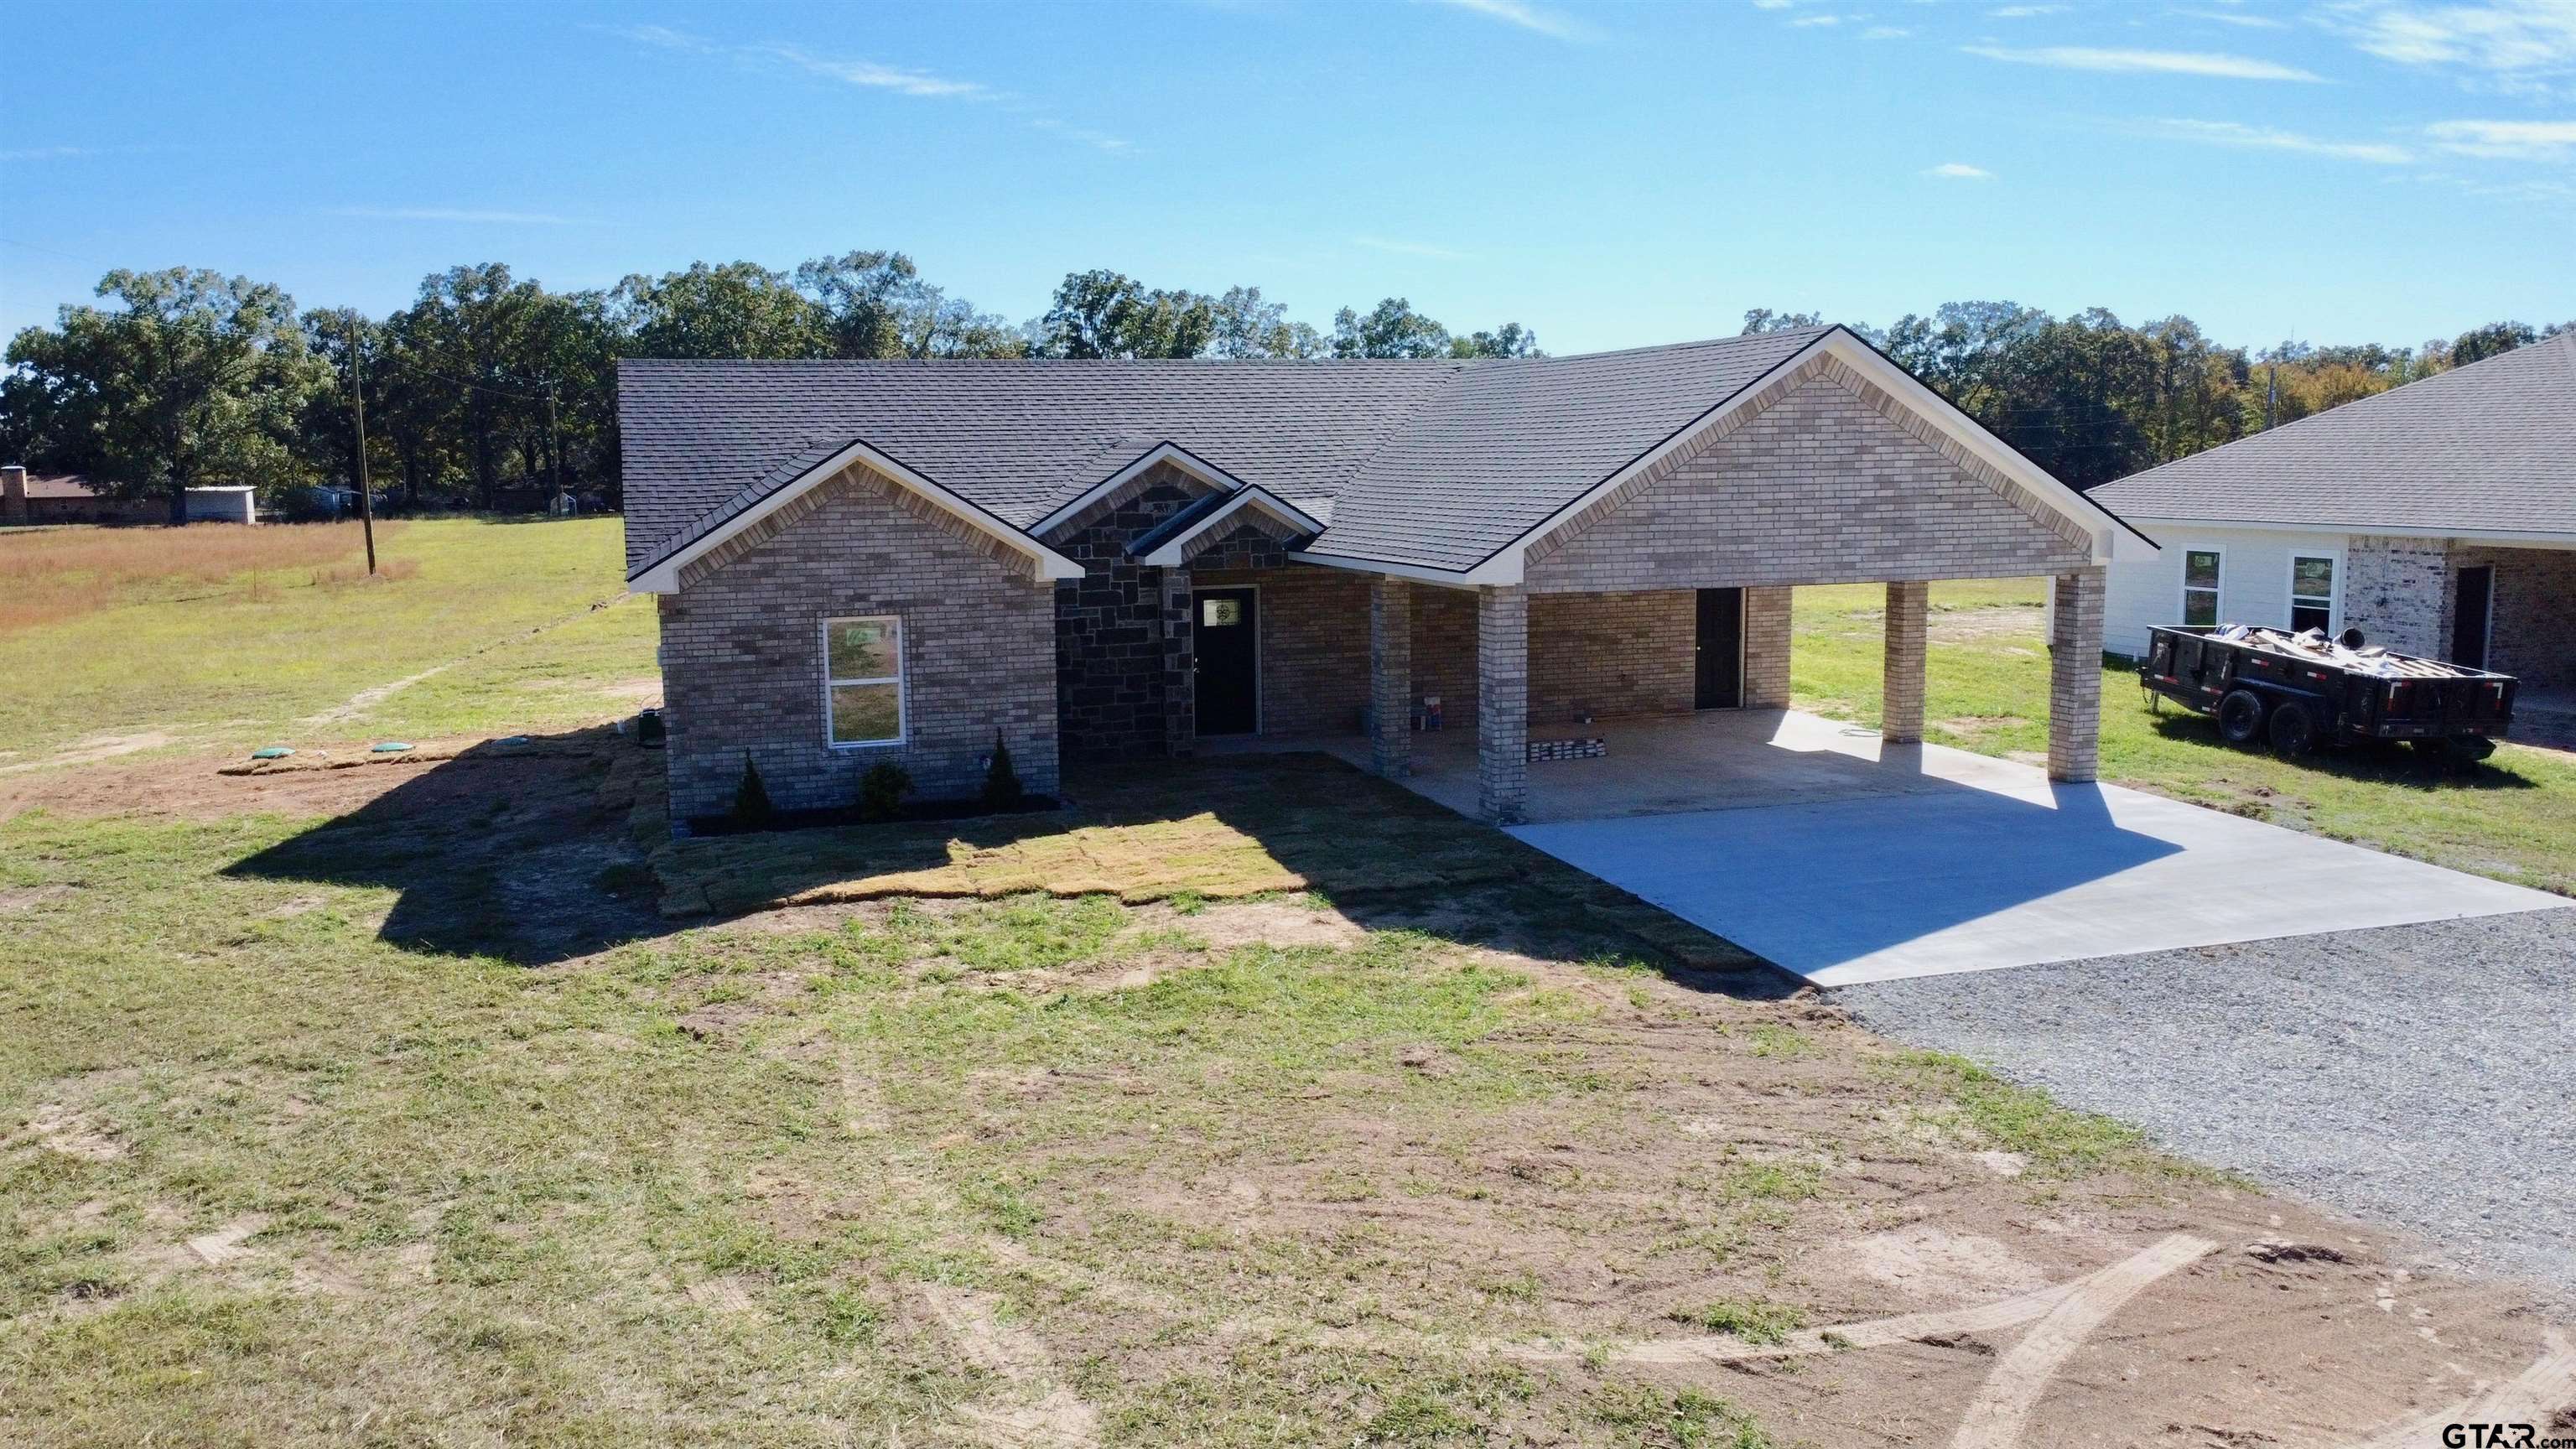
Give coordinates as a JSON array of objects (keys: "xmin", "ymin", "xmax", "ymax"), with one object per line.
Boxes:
[{"xmin": 2140, "ymin": 623, "xmax": 2515, "ymax": 761}]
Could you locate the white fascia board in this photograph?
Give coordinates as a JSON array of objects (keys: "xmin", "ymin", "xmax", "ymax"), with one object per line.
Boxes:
[
  {"xmin": 1485, "ymin": 329, "xmax": 2148, "ymax": 577},
  {"xmin": 627, "ymin": 438, "xmax": 1083, "ymax": 594},
  {"xmin": 1135, "ymin": 487, "xmax": 1324, "ymax": 567},
  {"xmin": 1029, "ymin": 441, "xmax": 1250, "ymax": 539},
  {"xmin": 2111, "ymin": 514, "xmax": 2576, "ymax": 551},
  {"xmin": 1294, "ymin": 550, "xmax": 1519, "ymax": 590}
]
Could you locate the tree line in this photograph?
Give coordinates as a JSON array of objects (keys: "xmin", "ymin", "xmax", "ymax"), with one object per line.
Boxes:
[{"xmin": 1, "ymin": 252, "xmax": 2562, "ymax": 522}]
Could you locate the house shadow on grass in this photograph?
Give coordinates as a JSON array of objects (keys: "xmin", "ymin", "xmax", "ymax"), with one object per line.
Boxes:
[
  {"xmin": 221, "ymin": 730, "xmax": 1797, "ymax": 995},
  {"xmin": 221, "ymin": 727, "xmax": 681, "ymax": 966}
]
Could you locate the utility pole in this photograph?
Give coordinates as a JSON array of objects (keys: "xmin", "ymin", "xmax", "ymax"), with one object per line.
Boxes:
[
  {"xmin": 346, "ymin": 314, "xmax": 377, "ymax": 574},
  {"xmin": 547, "ymin": 386, "xmax": 564, "ymax": 508}
]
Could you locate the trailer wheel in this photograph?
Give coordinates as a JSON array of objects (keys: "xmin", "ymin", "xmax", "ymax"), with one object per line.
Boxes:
[
  {"xmin": 2216, "ymin": 689, "xmax": 2267, "ymax": 745},
  {"xmin": 2267, "ymin": 701, "xmax": 2318, "ymax": 756},
  {"xmin": 2446, "ymin": 735, "xmax": 2496, "ymax": 765}
]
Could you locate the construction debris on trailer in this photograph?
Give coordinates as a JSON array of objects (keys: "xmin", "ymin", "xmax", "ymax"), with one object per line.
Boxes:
[{"xmin": 2142, "ymin": 623, "xmax": 2516, "ymax": 762}]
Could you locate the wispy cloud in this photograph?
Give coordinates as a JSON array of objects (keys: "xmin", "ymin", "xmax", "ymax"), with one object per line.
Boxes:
[
  {"xmin": 1789, "ymin": 13, "xmax": 1848, "ymax": 26},
  {"xmin": 1989, "ymin": 4, "xmax": 2069, "ymax": 16},
  {"xmin": 0, "ymin": 145, "xmax": 95, "ymax": 163},
  {"xmin": 614, "ymin": 24, "xmax": 1125, "ymax": 151},
  {"xmin": 2172, "ymin": 7, "xmax": 2290, "ymax": 26},
  {"xmin": 328, "ymin": 206, "xmax": 577, "ymax": 225},
  {"xmin": 2426, "ymin": 117, "xmax": 2576, "ymax": 156},
  {"xmin": 1420, "ymin": 0, "xmax": 1599, "ymax": 41},
  {"xmin": 1924, "ymin": 161, "xmax": 1998, "ymax": 179},
  {"xmin": 1353, "ymin": 235, "xmax": 1476, "ymax": 261},
  {"xmin": 1962, "ymin": 44, "xmax": 2325, "ymax": 80},
  {"xmin": 2332, "ymin": 0, "xmax": 2576, "ymax": 76},
  {"xmin": 2137, "ymin": 117, "xmax": 2416, "ymax": 162},
  {"xmin": 1862, "ymin": 24, "xmax": 1914, "ymax": 39}
]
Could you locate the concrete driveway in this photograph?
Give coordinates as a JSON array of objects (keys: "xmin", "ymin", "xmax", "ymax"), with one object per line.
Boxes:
[{"xmin": 1495, "ymin": 712, "xmax": 2565, "ymax": 984}]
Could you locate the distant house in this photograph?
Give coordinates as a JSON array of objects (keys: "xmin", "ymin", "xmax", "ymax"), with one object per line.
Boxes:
[
  {"xmin": 2091, "ymin": 332, "xmax": 2574, "ymax": 691},
  {"xmin": 0, "ymin": 467, "xmax": 257, "ymax": 526}
]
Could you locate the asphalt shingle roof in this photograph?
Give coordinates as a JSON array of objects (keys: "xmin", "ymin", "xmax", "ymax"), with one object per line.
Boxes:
[
  {"xmin": 620, "ymin": 327, "xmax": 1850, "ymax": 577},
  {"xmin": 2089, "ymin": 330, "xmax": 2576, "ymax": 538}
]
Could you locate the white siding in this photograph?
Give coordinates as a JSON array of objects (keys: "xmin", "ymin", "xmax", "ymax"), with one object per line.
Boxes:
[{"xmin": 2102, "ymin": 522, "xmax": 2349, "ymax": 657}]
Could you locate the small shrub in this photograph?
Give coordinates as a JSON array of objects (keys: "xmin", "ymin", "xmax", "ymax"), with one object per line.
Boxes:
[
  {"xmin": 857, "ymin": 761, "xmax": 912, "ymax": 822},
  {"xmin": 732, "ymin": 753, "xmax": 774, "ymax": 827},
  {"xmin": 981, "ymin": 729, "xmax": 1024, "ymax": 809}
]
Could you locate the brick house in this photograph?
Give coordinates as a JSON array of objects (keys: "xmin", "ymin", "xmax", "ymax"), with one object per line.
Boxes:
[
  {"xmin": 2091, "ymin": 330, "xmax": 2575, "ymax": 695},
  {"xmin": 621, "ymin": 326, "xmax": 2148, "ymax": 825}
]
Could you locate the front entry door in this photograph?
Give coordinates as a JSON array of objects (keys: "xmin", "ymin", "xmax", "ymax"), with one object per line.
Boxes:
[
  {"xmin": 2452, "ymin": 566, "xmax": 2493, "ymax": 668},
  {"xmin": 1193, "ymin": 588, "xmax": 1259, "ymax": 735},
  {"xmin": 1695, "ymin": 587, "xmax": 1743, "ymax": 709}
]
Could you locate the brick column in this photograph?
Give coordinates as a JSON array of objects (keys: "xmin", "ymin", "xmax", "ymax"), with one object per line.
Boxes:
[
  {"xmin": 1883, "ymin": 579, "xmax": 1928, "ymax": 745},
  {"xmin": 1741, "ymin": 585, "xmax": 1794, "ymax": 709},
  {"xmin": 2048, "ymin": 566, "xmax": 2106, "ymax": 782},
  {"xmin": 1368, "ymin": 574, "xmax": 1413, "ymax": 776},
  {"xmin": 1476, "ymin": 584, "xmax": 1529, "ymax": 824},
  {"xmin": 1161, "ymin": 567, "xmax": 1196, "ymax": 756}
]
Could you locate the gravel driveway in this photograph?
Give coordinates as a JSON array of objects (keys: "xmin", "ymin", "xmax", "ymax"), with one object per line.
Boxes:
[{"xmin": 1832, "ymin": 907, "xmax": 2576, "ymax": 1306}]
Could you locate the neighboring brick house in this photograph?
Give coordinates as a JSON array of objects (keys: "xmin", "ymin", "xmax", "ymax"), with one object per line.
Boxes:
[
  {"xmin": 621, "ymin": 326, "xmax": 2146, "ymax": 825},
  {"xmin": 2092, "ymin": 330, "xmax": 2576, "ymax": 699}
]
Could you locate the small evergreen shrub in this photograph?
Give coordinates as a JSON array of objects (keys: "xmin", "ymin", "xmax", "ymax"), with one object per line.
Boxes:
[
  {"xmin": 981, "ymin": 729, "xmax": 1024, "ymax": 809},
  {"xmin": 858, "ymin": 761, "xmax": 913, "ymax": 822},
  {"xmin": 732, "ymin": 752, "xmax": 774, "ymax": 827}
]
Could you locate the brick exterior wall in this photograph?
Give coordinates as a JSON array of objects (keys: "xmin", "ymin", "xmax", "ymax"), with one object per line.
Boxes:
[
  {"xmin": 2449, "ymin": 544, "xmax": 2576, "ymax": 688},
  {"xmin": 2343, "ymin": 535, "xmax": 2455, "ymax": 662},
  {"xmin": 1188, "ymin": 562, "xmax": 1374, "ymax": 735},
  {"xmin": 658, "ymin": 465, "xmax": 1058, "ymax": 823},
  {"xmin": 1742, "ymin": 586, "xmax": 1794, "ymax": 708},
  {"xmin": 1524, "ymin": 361, "xmax": 2092, "ymax": 593},
  {"xmin": 1528, "ymin": 589, "xmax": 1696, "ymax": 724},
  {"xmin": 1049, "ymin": 468, "xmax": 1217, "ymax": 762},
  {"xmin": 1369, "ymin": 576, "xmax": 1412, "ymax": 774},
  {"xmin": 2048, "ymin": 567, "xmax": 2106, "ymax": 782},
  {"xmin": 1477, "ymin": 585, "xmax": 1530, "ymax": 823},
  {"xmin": 1883, "ymin": 580, "xmax": 1929, "ymax": 745},
  {"xmin": 1411, "ymin": 585, "xmax": 1479, "ymax": 727}
]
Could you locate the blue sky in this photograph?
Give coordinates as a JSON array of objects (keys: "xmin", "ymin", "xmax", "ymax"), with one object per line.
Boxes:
[{"xmin": 3, "ymin": 0, "xmax": 2571, "ymax": 355}]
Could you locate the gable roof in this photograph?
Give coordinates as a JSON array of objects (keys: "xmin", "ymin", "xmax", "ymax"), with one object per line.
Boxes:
[
  {"xmin": 2090, "ymin": 330, "xmax": 2576, "ymax": 540},
  {"xmin": 621, "ymin": 326, "xmax": 2139, "ymax": 588}
]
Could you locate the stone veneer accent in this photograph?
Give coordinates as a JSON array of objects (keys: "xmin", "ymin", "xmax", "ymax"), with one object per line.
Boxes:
[
  {"xmin": 1528, "ymin": 589, "xmax": 1696, "ymax": 724},
  {"xmin": 1524, "ymin": 361, "xmax": 2092, "ymax": 593},
  {"xmin": 2048, "ymin": 566, "xmax": 2106, "ymax": 782},
  {"xmin": 1369, "ymin": 576, "xmax": 1412, "ymax": 775},
  {"xmin": 1047, "ymin": 467, "xmax": 1216, "ymax": 762},
  {"xmin": 1742, "ymin": 586, "xmax": 1794, "ymax": 709},
  {"xmin": 1883, "ymin": 580, "xmax": 1929, "ymax": 745},
  {"xmin": 659, "ymin": 465, "xmax": 1057, "ymax": 823},
  {"xmin": 2342, "ymin": 535, "xmax": 2455, "ymax": 662},
  {"xmin": 1477, "ymin": 584, "xmax": 1530, "ymax": 823}
]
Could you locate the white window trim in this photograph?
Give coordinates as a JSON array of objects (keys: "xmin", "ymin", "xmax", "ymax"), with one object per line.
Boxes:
[
  {"xmin": 2179, "ymin": 545, "xmax": 2225, "ymax": 626},
  {"xmin": 2286, "ymin": 550, "xmax": 2340, "ymax": 634},
  {"xmin": 822, "ymin": 615, "xmax": 907, "ymax": 750}
]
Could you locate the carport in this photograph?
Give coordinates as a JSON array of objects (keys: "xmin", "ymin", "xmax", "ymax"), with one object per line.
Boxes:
[{"xmin": 1382, "ymin": 709, "xmax": 2567, "ymax": 984}]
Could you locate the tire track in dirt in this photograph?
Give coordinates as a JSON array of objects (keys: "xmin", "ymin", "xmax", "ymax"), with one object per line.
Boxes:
[
  {"xmin": 300, "ymin": 590, "xmax": 633, "ymax": 726},
  {"xmin": 1950, "ymin": 1234, "xmax": 2216, "ymax": 1449},
  {"xmin": 837, "ymin": 1047, "xmax": 1103, "ymax": 1449},
  {"xmin": 2345, "ymin": 1327, "xmax": 2576, "ymax": 1449}
]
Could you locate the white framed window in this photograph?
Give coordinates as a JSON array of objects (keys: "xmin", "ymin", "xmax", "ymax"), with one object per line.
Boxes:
[
  {"xmin": 2288, "ymin": 554, "xmax": 2336, "ymax": 635},
  {"xmin": 822, "ymin": 615, "xmax": 905, "ymax": 747},
  {"xmin": 2180, "ymin": 548, "xmax": 2223, "ymax": 627}
]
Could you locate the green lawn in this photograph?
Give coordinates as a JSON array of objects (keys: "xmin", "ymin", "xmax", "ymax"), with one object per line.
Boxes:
[
  {"xmin": 1789, "ymin": 578, "xmax": 2576, "ymax": 897},
  {"xmin": 0, "ymin": 517, "xmax": 654, "ymax": 767}
]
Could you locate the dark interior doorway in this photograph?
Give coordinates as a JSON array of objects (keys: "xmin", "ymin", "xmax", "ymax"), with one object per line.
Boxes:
[
  {"xmin": 1192, "ymin": 587, "xmax": 1259, "ymax": 735},
  {"xmin": 2452, "ymin": 566, "xmax": 2492, "ymax": 668},
  {"xmin": 1695, "ymin": 587, "xmax": 1743, "ymax": 709}
]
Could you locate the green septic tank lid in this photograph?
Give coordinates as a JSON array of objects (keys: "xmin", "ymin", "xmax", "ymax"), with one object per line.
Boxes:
[
  {"xmin": 369, "ymin": 741, "xmax": 413, "ymax": 754},
  {"xmin": 251, "ymin": 747, "xmax": 295, "ymax": 760}
]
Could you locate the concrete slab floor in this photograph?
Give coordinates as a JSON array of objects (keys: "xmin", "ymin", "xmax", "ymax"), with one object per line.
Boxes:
[{"xmin": 1222, "ymin": 709, "xmax": 2568, "ymax": 984}]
